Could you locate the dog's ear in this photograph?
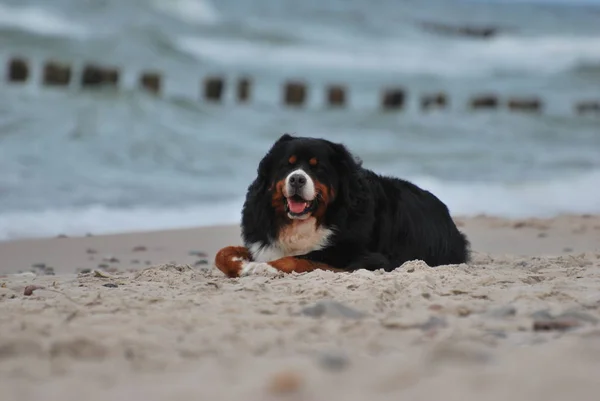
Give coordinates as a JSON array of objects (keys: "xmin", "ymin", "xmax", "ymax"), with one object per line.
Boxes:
[
  {"xmin": 329, "ymin": 141, "xmax": 369, "ymax": 210},
  {"xmin": 253, "ymin": 133, "xmax": 295, "ymax": 192}
]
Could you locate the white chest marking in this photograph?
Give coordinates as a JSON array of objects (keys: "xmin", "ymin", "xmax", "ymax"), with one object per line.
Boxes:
[{"xmin": 248, "ymin": 218, "xmax": 334, "ymax": 262}]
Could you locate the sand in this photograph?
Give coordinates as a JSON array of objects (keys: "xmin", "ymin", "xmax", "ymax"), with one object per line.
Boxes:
[{"xmin": 1, "ymin": 214, "xmax": 600, "ymax": 401}]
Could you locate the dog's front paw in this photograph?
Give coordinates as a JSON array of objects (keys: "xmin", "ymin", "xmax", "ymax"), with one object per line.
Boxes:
[{"xmin": 240, "ymin": 262, "xmax": 279, "ymax": 277}]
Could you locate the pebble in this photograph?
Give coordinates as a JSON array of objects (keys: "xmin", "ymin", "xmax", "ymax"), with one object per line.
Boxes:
[
  {"xmin": 300, "ymin": 300, "xmax": 367, "ymax": 319},
  {"xmin": 103, "ymin": 283, "xmax": 118, "ymax": 288},
  {"xmin": 103, "ymin": 257, "xmax": 120, "ymax": 263},
  {"xmin": 24, "ymin": 285, "xmax": 43, "ymax": 296},
  {"xmin": 131, "ymin": 259, "xmax": 140, "ymax": 264},
  {"xmin": 86, "ymin": 248, "xmax": 97, "ymax": 255},
  {"xmin": 31, "ymin": 263, "xmax": 46, "ymax": 270},
  {"xmin": 317, "ymin": 351, "xmax": 349, "ymax": 371},
  {"xmin": 486, "ymin": 305, "xmax": 517, "ymax": 319},
  {"xmin": 267, "ymin": 371, "xmax": 303, "ymax": 394},
  {"xmin": 533, "ymin": 318, "xmax": 580, "ymax": 332},
  {"xmin": 78, "ymin": 268, "xmax": 92, "ymax": 274},
  {"xmin": 189, "ymin": 250, "xmax": 208, "ymax": 257},
  {"xmin": 97, "ymin": 264, "xmax": 109, "ymax": 269},
  {"xmin": 194, "ymin": 259, "xmax": 209, "ymax": 266},
  {"xmin": 132, "ymin": 246, "xmax": 147, "ymax": 252},
  {"xmin": 420, "ymin": 316, "xmax": 448, "ymax": 331}
]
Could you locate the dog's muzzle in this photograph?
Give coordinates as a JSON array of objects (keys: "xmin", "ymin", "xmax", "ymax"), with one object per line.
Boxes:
[{"xmin": 284, "ymin": 169, "xmax": 317, "ymax": 219}]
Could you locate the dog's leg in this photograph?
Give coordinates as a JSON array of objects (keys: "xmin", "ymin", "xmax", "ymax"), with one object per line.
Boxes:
[
  {"xmin": 214, "ymin": 246, "xmax": 252, "ymax": 278},
  {"xmin": 240, "ymin": 256, "xmax": 344, "ymax": 276}
]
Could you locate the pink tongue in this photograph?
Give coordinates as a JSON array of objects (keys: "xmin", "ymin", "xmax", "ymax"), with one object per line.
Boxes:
[{"xmin": 288, "ymin": 199, "xmax": 308, "ymax": 214}]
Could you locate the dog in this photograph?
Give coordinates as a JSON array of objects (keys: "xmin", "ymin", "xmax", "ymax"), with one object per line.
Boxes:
[{"xmin": 215, "ymin": 134, "xmax": 470, "ymax": 277}]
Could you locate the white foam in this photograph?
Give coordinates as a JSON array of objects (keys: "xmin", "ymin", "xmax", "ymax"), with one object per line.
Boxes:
[
  {"xmin": 0, "ymin": 4, "xmax": 89, "ymax": 38},
  {"xmin": 412, "ymin": 169, "xmax": 600, "ymax": 219},
  {"xmin": 175, "ymin": 34, "xmax": 600, "ymax": 76},
  {"xmin": 0, "ymin": 200, "xmax": 244, "ymax": 242},
  {"xmin": 2, "ymin": 169, "xmax": 600, "ymax": 241},
  {"xmin": 151, "ymin": 0, "xmax": 220, "ymax": 25}
]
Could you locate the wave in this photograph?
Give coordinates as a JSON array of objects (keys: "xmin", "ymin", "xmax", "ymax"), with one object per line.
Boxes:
[
  {"xmin": 0, "ymin": 200, "xmax": 245, "ymax": 242},
  {"xmin": 175, "ymin": 33, "xmax": 600, "ymax": 77},
  {"xmin": 2, "ymin": 170, "xmax": 600, "ymax": 241},
  {"xmin": 150, "ymin": 0, "xmax": 220, "ymax": 25},
  {"xmin": 412, "ymin": 169, "xmax": 600, "ymax": 219},
  {"xmin": 0, "ymin": 4, "xmax": 89, "ymax": 38}
]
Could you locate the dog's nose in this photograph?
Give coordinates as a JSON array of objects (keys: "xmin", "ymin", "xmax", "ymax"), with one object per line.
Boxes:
[{"xmin": 288, "ymin": 173, "xmax": 306, "ymax": 188}]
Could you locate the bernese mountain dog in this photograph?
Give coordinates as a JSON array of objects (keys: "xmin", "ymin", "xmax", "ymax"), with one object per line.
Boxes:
[{"xmin": 215, "ymin": 134, "xmax": 470, "ymax": 278}]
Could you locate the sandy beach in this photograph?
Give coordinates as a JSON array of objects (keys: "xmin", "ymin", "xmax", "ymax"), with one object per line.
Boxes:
[{"xmin": 1, "ymin": 214, "xmax": 600, "ymax": 401}]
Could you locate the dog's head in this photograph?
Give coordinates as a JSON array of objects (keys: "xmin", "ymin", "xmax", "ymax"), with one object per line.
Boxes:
[{"xmin": 252, "ymin": 134, "xmax": 360, "ymax": 222}]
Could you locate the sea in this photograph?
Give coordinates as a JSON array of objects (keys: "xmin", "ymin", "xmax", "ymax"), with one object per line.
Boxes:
[{"xmin": 1, "ymin": 0, "xmax": 599, "ymax": 241}]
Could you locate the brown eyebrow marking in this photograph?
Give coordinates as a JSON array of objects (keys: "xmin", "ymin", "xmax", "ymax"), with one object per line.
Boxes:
[
  {"xmin": 288, "ymin": 155, "xmax": 297, "ymax": 164},
  {"xmin": 309, "ymin": 157, "xmax": 318, "ymax": 166}
]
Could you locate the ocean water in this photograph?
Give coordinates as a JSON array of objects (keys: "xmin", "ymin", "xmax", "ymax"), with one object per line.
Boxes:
[{"xmin": 0, "ymin": 0, "xmax": 599, "ymax": 241}]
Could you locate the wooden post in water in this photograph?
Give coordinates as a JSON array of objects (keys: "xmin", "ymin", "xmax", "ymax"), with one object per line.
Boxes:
[
  {"xmin": 381, "ymin": 88, "xmax": 405, "ymax": 110},
  {"xmin": 7, "ymin": 58, "xmax": 29, "ymax": 83},
  {"xmin": 575, "ymin": 100, "xmax": 600, "ymax": 115},
  {"xmin": 204, "ymin": 76, "xmax": 224, "ymax": 102},
  {"xmin": 469, "ymin": 94, "xmax": 498, "ymax": 110},
  {"xmin": 283, "ymin": 81, "xmax": 307, "ymax": 107},
  {"xmin": 236, "ymin": 77, "xmax": 251, "ymax": 103},
  {"xmin": 139, "ymin": 72, "xmax": 161, "ymax": 95},
  {"xmin": 507, "ymin": 97, "xmax": 542, "ymax": 113},
  {"xmin": 326, "ymin": 85, "xmax": 346, "ymax": 108},
  {"xmin": 43, "ymin": 61, "xmax": 71, "ymax": 86},
  {"xmin": 81, "ymin": 64, "xmax": 119, "ymax": 87}
]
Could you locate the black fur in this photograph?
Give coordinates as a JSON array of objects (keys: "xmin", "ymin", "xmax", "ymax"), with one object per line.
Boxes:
[{"xmin": 241, "ymin": 134, "xmax": 471, "ymax": 271}]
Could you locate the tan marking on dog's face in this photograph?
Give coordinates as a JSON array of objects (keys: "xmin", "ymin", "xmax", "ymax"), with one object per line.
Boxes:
[
  {"xmin": 288, "ymin": 155, "xmax": 297, "ymax": 164},
  {"xmin": 309, "ymin": 157, "xmax": 318, "ymax": 166}
]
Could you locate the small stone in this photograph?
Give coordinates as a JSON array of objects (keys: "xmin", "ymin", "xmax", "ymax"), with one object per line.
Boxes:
[
  {"xmin": 537, "ymin": 232, "xmax": 547, "ymax": 238},
  {"xmin": 103, "ymin": 283, "xmax": 118, "ymax": 288},
  {"xmin": 97, "ymin": 264, "xmax": 109, "ymax": 269},
  {"xmin": 24, "ymin": 285, "xmax": 43, "ymax": 296},
  {"xmin": 132, "ymin": 246, "xmax": 147, "ymax": 252},
  {"xmin": 487, "ymin": 305, "xmax": 517, "ymax": 319},
  {"xmin": 317, "ymin": 351, "xmax": 349, "ymax": 371},
  {"xmin": 43, "ymin": 267, "xmax": 55, "ymax": 276},
  {"xmin": 268, "ymin": 371, "xmax": 303, "ymax": 394},
  {"xmin": 423, "ymin": 316, "xmax": 447, "ymax": 329},
  {"xmin": 194, "ymin": 259, "xmax": 209, "ymax": 266},
  {"xmin": 103, "ymin": 257, "xmax": 119, "ymax": 263},
  {"xmin": 563, "ymin": 247, "xmax": 574, "ymax": 253},
  {"xmin": 78, "ymin": 268, "xmax": 92, "ymax": 274},
  {"xmin": 131, "ymin": 259, "xmax": 140, "ymax": 264},
  {"xmin": 531, "ymin": 309, "xmax": 554, "ymax": 320},
  {"xmin": 32, "ymin": 263, "xmax": 46, "ymax": 270},
  {"xmin": 189, "ymin": 250, "xmax": 208, "ymax": 257},
  {"xmin": 533, "ymin": 318, "xmax": 581, "ymax": 332},
  {"xmin": 428, "ymin": 304, "xmax": 443, "ymax": 311},
  {"xmin": 86, "ymin": 248, "xmax": 97, "ymax": 254},
  {"xmin": 457, "ymin": 306, "xmax": 472, "ymax": 317},
  {"xmin": 145, "ymin": 261, "xmax": 152, "ymax": 266},
  {"xmin": 300, "ymin": 300, "xmax": 367, "ymax": 319}
]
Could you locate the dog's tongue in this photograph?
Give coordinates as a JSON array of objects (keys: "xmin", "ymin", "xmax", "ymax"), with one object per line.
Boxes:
[{"xmin": 288, "ymin": 199, "xmax": 308, "ymax": 214}]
